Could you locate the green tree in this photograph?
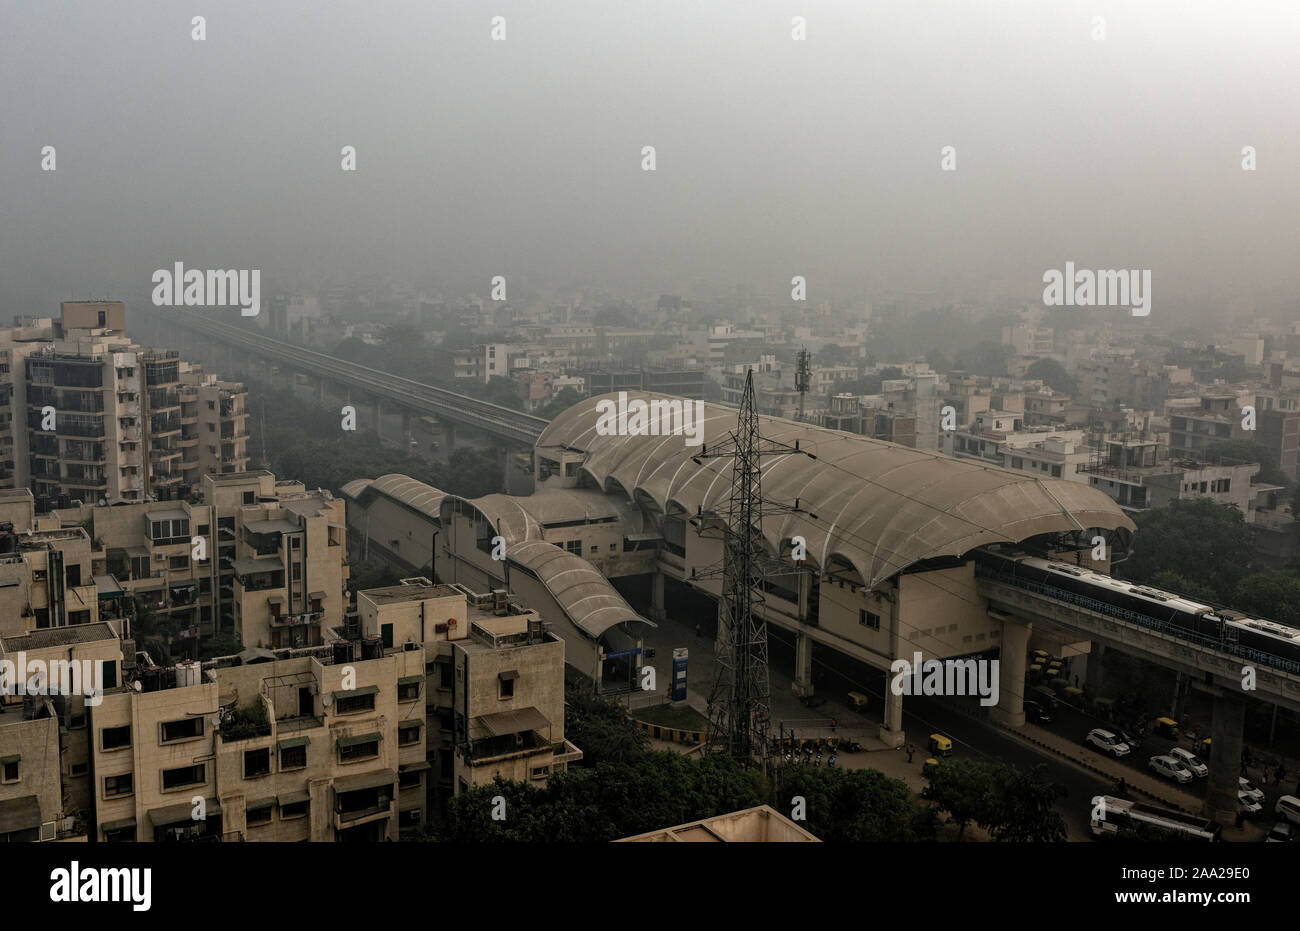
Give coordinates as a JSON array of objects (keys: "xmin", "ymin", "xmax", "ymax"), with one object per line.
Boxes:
[
  {"xmin": 561, "ymin": 673, "xmax": 649, "ymax": 767},
  {"xmin": 1026, "ymin": 358, "xmax": 1073, "ymax": 394},
  {"xmin": 953, "ymin": 341, "xmax": 1014, "ymax": 377},
  {"xmin": 986, "ymin": 764, "xmax": 1068, "ymax": 842},
  {"xmin": 1232, "ymin": 569, "xmax": 1300, "ymax": 626},
  {"xmin": 446, "ymin": 447, "xmax": 504, "ymax": 499},
  {"xmin": 536, "ymin": 387, "xmax": 583, "ymax": 421},
  {"xmin": 925, "ymin": 758, "xmax": 996, "ymax": 840},
  {"xmin": 1120, "ymin": 498, "xmax": 1255, "ymax": 602},
  {"xmin": 776, "ymin": 765, "xmax": 937, "ymax": 842}
]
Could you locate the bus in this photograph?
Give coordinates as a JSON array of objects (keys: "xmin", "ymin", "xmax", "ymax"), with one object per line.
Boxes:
[{"xmin": 1089, "ymin": 796, "xmax": 1221, "ymax": 842}]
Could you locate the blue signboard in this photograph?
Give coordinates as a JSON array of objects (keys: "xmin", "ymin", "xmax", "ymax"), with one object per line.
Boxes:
[{"xmin": 671, "ymin": 648, "xmax": 688, "ymax": 701}]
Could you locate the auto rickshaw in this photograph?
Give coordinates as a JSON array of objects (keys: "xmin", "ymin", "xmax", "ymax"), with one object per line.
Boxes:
[
  {"xmin": 1050, "ymin": 677, "xmax": 1070, "ymax": 695},
  {"xmin": 1063, "ymin": 686, "xmax": 1085, "ymax": 704},
  {"xmin": 1094, "ymin": 696, "xmax": 1116, "ymax": 722},
  {"xmin": 1027, "ymin": 663, "xmax": 1043, "ymax": 681},
  {"xmin": 1153, "ymin": 716, "xmax": 1181, "ymax": 739},
  {"xmin": 1032, "ymin": 649, "xmax": 1050, "ymax": 665},
  {"xmin": 928, "ymin": 733, "xmax": 953, "ymax": 757},
  {"xmin": 847, "ymin": 691, "xmax": 870, "ymax": 711},
  {"xmin": 1197, "ymin": 737, "xmax": 1212, "ymax": 756}
]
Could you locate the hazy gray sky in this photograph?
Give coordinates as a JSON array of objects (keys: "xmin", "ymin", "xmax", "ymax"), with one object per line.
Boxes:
[{"xmin": 3, "ymin": 0, "xmax": 1298, "ymax": 315}]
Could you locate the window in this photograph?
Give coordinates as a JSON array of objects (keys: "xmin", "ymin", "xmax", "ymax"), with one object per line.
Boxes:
[
  {"xmin": 104, "ymin": 773, "xmax": 134, "ymax": 798},
  {"xmin": 169, "ymin": 555, "xmax": 188, "ymax": 570},
  {"xmin": 70, "ymin": 762, "xmax": 89, "ymax": 777},
  {"xmin": 859, "ymin": 610, "xmax": 881, "ymax": 630},
  {"xmin": 397, "ymin": 681, "xmax": 421, "ymax": 702},
  {"xmin": 243, "ymin": 491, "xmax": 255, "ymax": 505},
  {"xmin": 160, "ymin": 717, "xmax": 204, "ymax": 743},
  {"xmin": 244, "ymin": 748, "xmax": 271, "ymax": 778},
  {"xmin": 336, "ymin": 693, "xmax": 375, "ymax": 715},
  {"xmin": 161, "ymin": 763, "xmax": 206, "ymax": 790},
  {"xmin": 102, "ymin": 725, "xmax": 132, "ymax": 750},
  {"xmin": 499, "ymin": 671, "xmax": 517, "ymax": 700},
  {"xmin": 565, "ymin": 540, "xmax": 581, "ymax": 556},
  {"xmin": 531, "ymin": 766, "xmax": 550, "ymax": 780},
  {"xmin": 291, "ymin": 537, "xmax": 301, "ymax": 549},
  {"xmin": 280, "ymin": 746, "xmax": 307, "ymax": 770},
  {"xmin": 246, "ymin": 805, "xmax": 273, "ymax": 827},
  {"xmin": 338, "ymin": 737, "xmax": 380, "ymax": 763},
  {"xmin": 398, "ymin": 768, "xmax": 422, "ymax": 789},
  {"xmin": 69, "ymin": 714, "xmax": 86, "ymax": 730},
  {"xmin": 280, "ymin": 800, "xmax": 309, "ymax": 820},
  {"xmin": 398, "ymin": 723, "xmax": 422, "ymax": 747},
  {"xmin": 2, "ymin": 759, "xmax": 19, "ymax": 783},
  {"xmin": 438, "ymin": 662, "xmax": 453, "ymax": 690}
]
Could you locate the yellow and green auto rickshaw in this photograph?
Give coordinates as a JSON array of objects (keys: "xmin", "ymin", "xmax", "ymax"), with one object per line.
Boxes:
[
  {"xmin": 847, "ymin": 691, "xmax": 870, "ymax": 711},
  {"xmin": 928, "ymin": 733, "xmax": 953, "ymax": 757},
  {"xmin": 1197, "ymin": 736, "xmax": 1212, "ymax": 757},
  {"xmin": 1153, "ymin": 716, "xmax": 1181, "ymax": 740},
  {"xmin": 1063, "ymin": 686, "xmax": 1085, "ymax": 704}
]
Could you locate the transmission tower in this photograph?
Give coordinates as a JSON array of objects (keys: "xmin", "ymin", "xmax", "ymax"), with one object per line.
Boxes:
[
  {"xmin": 695, "ymin": 369, "xmax": 816, "ymax": 767},
  {"xmin": 794, "ymin": 347, "xmax": 811, "ymax": 422}
]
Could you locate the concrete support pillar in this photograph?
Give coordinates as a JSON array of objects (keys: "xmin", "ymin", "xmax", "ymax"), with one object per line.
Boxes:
[
  {"xmin": 401, "ymin": 410, "xmax": 411, "ymax": 442},
  {"xmin": 315, "ymin": 377, "xmax": 326, "ymax": 404},
  {"xmin": 649, "ymin": 571, "xmax": 666, "ymax": 621},
  {"xmin": 878, "ymin": 582, "xmax": 905, "ymax": 747},
  {"xmin": 880, "ymin": 685, "xmax": 904, "ymax": 748},
  {"xmin": 1205, "ymin": 688, "xmax": 1246, "ymax": 826},
  {"xmin": 372, "ymin": 399, "xmax": 383, "ymax": 439},
  {"xmin": 1085, "ymin": 642, "xmax": 1106, "ymax": 694},
  {"xmin": 1171, "ymin": 672, "xmax": 1187, "ymax": 721},
  {"xmin": 443, "ymin": 422, "xmax": 457, "ymax": 455},
  {"xmin": 990, "ymin": 613, "xmax": 1030, "ymax": 728},
  {"xmin": 792, "ymin": 631, "xmax": 813, "ymax": 698}
]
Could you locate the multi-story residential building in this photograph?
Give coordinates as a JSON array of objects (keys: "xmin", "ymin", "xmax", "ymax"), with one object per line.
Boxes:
[
  {"xmin": 0, "ymin": 516, "xmax": 100, "ymax": 637},
  {"xmin": 179, "ymin": 367, "xmax": 250, "ymax": 489},
  {"xmin": 583, "ymin": 366, "xmax": 706, "ymax": 400},
  {"xmin": 1, "ymin": 302, "xmax": 249, "ymax": 504},
  {"xmin": 1080, "ymin": 439, "xmax": 1258, "ymax": 514},
  {"xmin": 1256, "ymin": 391, "xmax": 1300, "ymax": 479},
  {"xmin": 357, "ymin": 580, "xmax": 580, "ymax": 806},
  {"xmin": 50, "ymin": 471, "xmax": 348, "ymax": 649},
  {"xmin": 1168, "ymin": 393, "xmax": 1252, "ymax": 461},
  {"xmin": 74, "ymin": 579, "xmax": 576, "ymax": 842},
  {"xmin": 0, "ymin": 622, "xmax": 125, "ymax": 842}
]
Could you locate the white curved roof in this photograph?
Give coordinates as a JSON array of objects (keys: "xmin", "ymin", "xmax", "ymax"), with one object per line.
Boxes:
[
  {"xmin": 507, "ymin": 539, "xmax": 651, "ymax": 639},
  {"xmin": 537, "ymin": 392, "xmax": 1136, "ymax": 589},
  {"xmin": 344, "ymin": 473, "xmax": 447, "ymax": 520}
]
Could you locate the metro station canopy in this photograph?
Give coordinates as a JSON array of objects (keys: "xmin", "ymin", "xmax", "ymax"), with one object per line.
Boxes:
[{"xmin": 537, "ymin": 392, "xmax": 1137, "ymax": 590}]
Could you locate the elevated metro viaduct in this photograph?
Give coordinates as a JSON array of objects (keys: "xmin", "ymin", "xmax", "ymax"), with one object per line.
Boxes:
[{"xmin": 346, "ymin": 393, "xmax": 1297, "ymax": 824}]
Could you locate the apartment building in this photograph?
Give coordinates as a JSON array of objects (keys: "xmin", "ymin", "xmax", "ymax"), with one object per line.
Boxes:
[
  {"xmin": 0, "ymin": 518, "xmax": 100, "ymax": 638},
  {"xmin": 76, "ymin": 580, "xmax": 576, "ymax": 842},
  {"xmin": 48, "ymin": 471, "xmax": 348, "ymax": 649},
  {"xmin": 1081, "ymin": 439, "xmax": 1258, "ymax": 514},
  {"xmin": 0, "ymin": 622, "xmax": 125, "ymax": 842},
  {"xmin": 0, "ymin": 302, "xmax": 249, "ymax": 504},
  {"xmin": 180, "ymin": 367, "xmax": 250, "ymax": 488},
  {"xmin": 356, "ymin": 581, "xmax": 580, "ymax": 807},
  {"xmin": 1168, "ymin": 394, "xmax": 1252, "ymax": 461}
]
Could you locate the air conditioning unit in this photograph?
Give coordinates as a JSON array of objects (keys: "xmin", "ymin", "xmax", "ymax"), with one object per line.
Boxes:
[
  {"xmin": 39, "ymin": 821, "xmax": 57, "ymax": 842},
  {"xmin": 61, "ymin": 816, "xmax": 76, "ymax": 832}
]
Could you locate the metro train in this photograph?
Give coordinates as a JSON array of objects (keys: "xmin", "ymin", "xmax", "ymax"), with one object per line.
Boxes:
[{"xmin": 972, "ymin": 549, "xmax": 1300, "ymax": 671}]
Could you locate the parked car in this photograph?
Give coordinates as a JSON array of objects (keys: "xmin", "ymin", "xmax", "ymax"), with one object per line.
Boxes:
[
  {"xmin": 1087, "ymin": 728, "xmax": 1130, "ymax": 758},
  {"xmin": 1149, "ymin": 754, "xmax": 1193, "ymax": 784},
  {"xmin": 1169, "ymin": 747, "xmax": 1208, "ymax": 778},
  {"xmin": 1239, "ymin": 777, "xmax": 1265, "ymax": 802},
  {"xmin": 1266, "ymin": 821, "xmax": 1295, "ymax": 843},
  {"xmin": 1275, "ymin": 795, "xmax": 1300, "ymax": 826},
  {"xmin": 1024, "ymin": 699, "xmax": 1052, "ymax": 724},
  {"xmin": 1238, "ymin": 791, "xmax": 1263, "ymax": 816}
]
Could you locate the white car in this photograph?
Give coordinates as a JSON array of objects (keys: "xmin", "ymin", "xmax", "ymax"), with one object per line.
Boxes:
[
  {"xmin": 1276, "ymin": 795, "xmax": 1300, "ymax": 826},
  {"xmin": 1266, "ymin": 821, "xmax": 1294, "ymax": 843},
  {"xmin": 1087, "ymin": 729, "xmax": 1130, "ymax": 758},
  {"xmin": 1149, "ymin": 754, "xmax": 1194, "ymax": 784},
  {"xmin": 1238, "ymin": 791, "xmax": 1263, "ymax": 815},
  {"xmin": 1169, "ymin": 747, "xmax": 1208, "ymax": 777},
  {"xmin": 1240, "ymin": 777, "xmax": 1265, "ymax": 802}
]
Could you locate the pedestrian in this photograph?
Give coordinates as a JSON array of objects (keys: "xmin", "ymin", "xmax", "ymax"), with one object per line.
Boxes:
[
  {"xmin": 1235, "ymin": 809, "xmax": 1245, "ymax": 830},
  {"xmin": 906, "ymin": 743, "xmax": 914, "ymax": 763}
]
